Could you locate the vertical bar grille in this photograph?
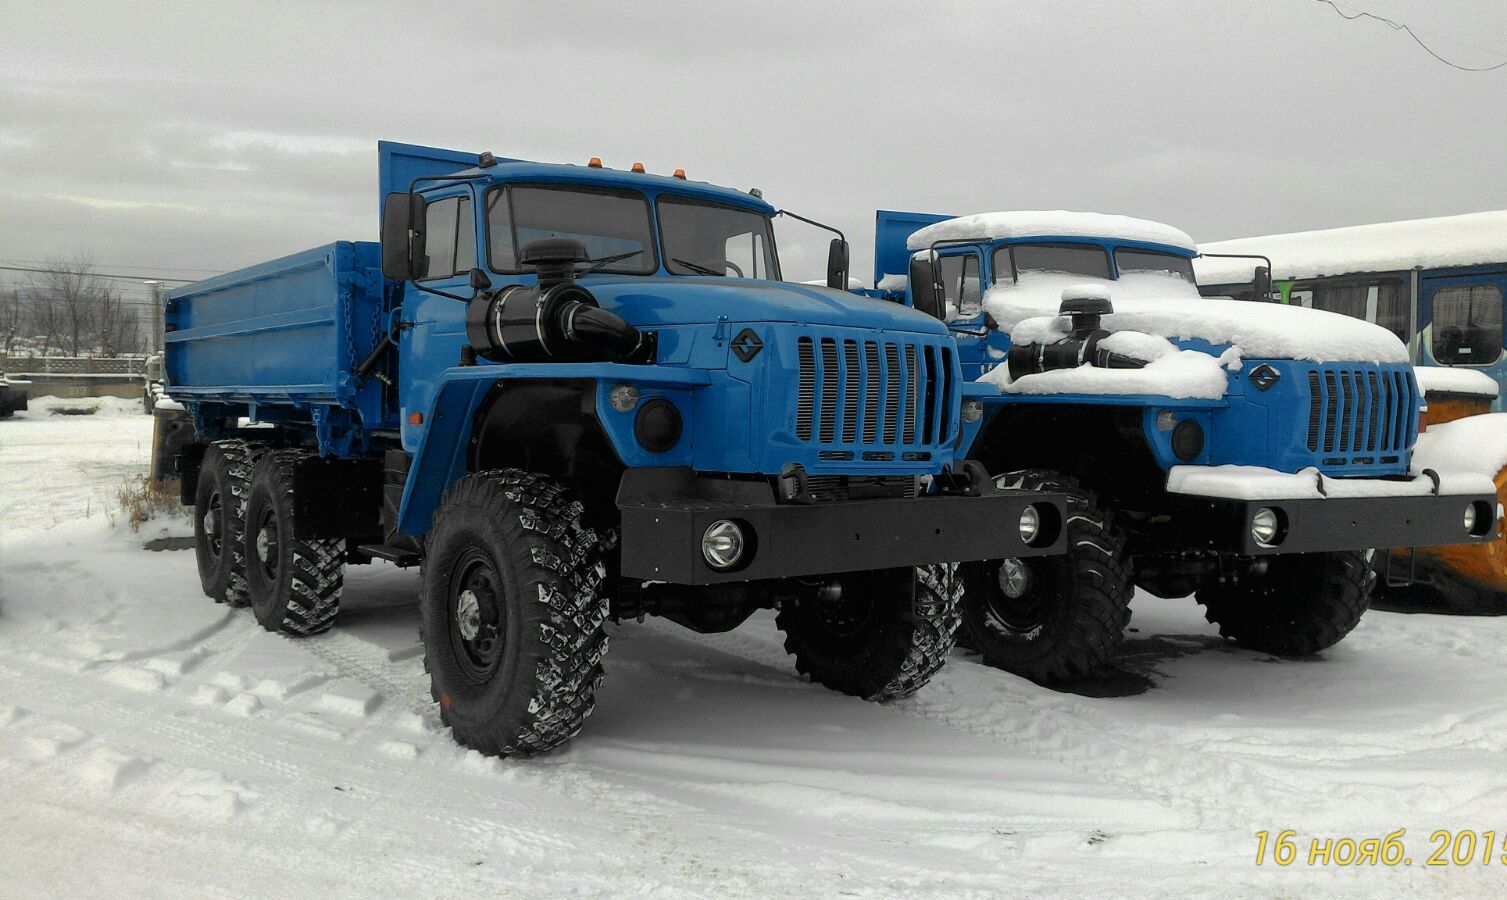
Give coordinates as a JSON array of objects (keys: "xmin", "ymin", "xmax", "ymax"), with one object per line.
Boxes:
[
  {"xmin": 819, "ymin": 338, "xmax": 839, "ymax": 443},
  {"xmin": 1305, "ymin": 365, "xmax": 1415, "ymax": 465},
  {"xmin": 883, "ymin": 344, "xmax": 902, "ymax": 443},
  {"xmin": 842, "ymin": 340, "xmax": 860, "ymax": 444},
  {"xmin": 903, "ymin": 345, "xmax": 919, "ymax": 444},
  {"xmin": 796, "ymin": 337, "xmax": 815, "ymax": 441},
  {"xmin": 863, "ymin": 341, "xmax": 881, "ymax": 443}
]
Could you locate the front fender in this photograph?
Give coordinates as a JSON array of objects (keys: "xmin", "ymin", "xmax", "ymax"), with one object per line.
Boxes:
[{"xmin": 396, "ymin": 362, "xmax": 709, "ymax": 536}]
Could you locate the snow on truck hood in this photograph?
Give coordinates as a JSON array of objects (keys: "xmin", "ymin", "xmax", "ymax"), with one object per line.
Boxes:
[{"xmin": 978, "ymin": 272, "xmax": 1410, "ymax": 399}]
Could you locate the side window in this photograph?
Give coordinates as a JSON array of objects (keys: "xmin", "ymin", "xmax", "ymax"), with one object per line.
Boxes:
[
  {"xmin": 938, "ymin": 254, "xmax": 981, "ymax": 318},
  {"xmin": 1311, "ymin": 283, "xmax": 1368, "ymax": 320},
  {"xmin": 959, "ymin": 255, "xmax": 981, "ymax": 317},
  {"xmin": 1374, "ymin": 281, "xmax": 1409, "ymax": 343},
  {"xmin": 1433, "ymin": 284, "xmax": 1504, "ymax": 365},
  {"xmin": 939, "ymin": 255, "xmax": 965, "ymax": 312},
  {"xmin": 420, "ymin": 195, "xmax": 475, "ymax": 280},
  {"xmin": 724, "ymin": 232, "xmax": 767, "ymax": 279},
  {"xmin": 486, "ymin": 190, "xmax": 516, "ymax": 271}
]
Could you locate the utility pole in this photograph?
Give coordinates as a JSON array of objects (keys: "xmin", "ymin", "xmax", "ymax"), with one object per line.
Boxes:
[{"xmin": 145, "ymin": 281, "xmax": 164, "ymax": 353}]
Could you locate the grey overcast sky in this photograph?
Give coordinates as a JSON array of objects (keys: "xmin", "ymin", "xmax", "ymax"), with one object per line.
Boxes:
[{"xmin": 3, "ymin": 0, "xmax": 1507, "ymax": 294}]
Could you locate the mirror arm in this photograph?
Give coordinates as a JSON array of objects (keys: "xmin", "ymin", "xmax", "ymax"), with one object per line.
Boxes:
[{"xmin": 775, "ymin": 209, "xmax": 846, "ymax": 246}]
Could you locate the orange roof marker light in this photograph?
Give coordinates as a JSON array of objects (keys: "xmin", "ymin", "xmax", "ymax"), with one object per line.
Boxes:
[
  {"xmin": 673, "ymin": 169, "xmax": 687, "ymax": 179},
  {"xmin": 587, "ymin": 157, "xmax": 603, "ymax": 168},
  {"xmin": 630, "ymin": 162, "xmax": 646, "ymax": 173}
]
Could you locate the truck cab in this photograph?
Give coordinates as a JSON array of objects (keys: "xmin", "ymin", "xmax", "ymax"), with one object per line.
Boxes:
[
  {"xmin": 869, "ymin": 209, "xmax": 1497, "ymax": 683},
  {"xmin": 163, "ymin": 145, "xmax": 1067, "ymax": 757}
]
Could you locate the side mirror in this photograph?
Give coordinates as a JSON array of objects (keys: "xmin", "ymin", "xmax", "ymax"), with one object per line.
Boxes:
[
  {"xmin": 468, "ymin": 268, "xmax": 492, "ymax": 292},
  {"xmin": 1252, "ymin": 265, "xmax": 1273, "ymax": 302},
  {"xmin": 380, "ymin": 191, "xmax": 428, "ymax": 281},
  {"xmin": 825, "ymin": 238, "xmax": 849, "ymax": 290},
  {"xmin": 908, "ymin": 252, "xmax": 945, "ymax": 320}
]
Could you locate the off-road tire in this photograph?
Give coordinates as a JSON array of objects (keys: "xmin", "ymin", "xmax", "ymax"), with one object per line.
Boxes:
[
  {"xmin": 776, "ymin": 563, "xmax": 962, "ymax": 701},
  {"xmin": 420, "ymin": 469, "xmax": 608, "ymax": 757},
  {"xmin": 193, "ymin": 439, "xmax": 264, "ymax": 607},
  {"xmin": 960, "ymin": 469, "xmax": 1132, "ymax": 683},
  {"xmin": 1197, "ymin": 550, "xmax": 1371, "ymax": 655},
  {"xmin": 243, "ymin": 448, "xmax": 344, "ymax": 635}
]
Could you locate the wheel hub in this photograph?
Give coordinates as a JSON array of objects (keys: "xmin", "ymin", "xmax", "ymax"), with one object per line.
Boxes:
[
  {"xmin": 456, "ymin": 589, "xmax": 481, "ymax": 641},
  {"xmin": 256, "ymin": 526, "xmax": 273, "ymax": 562},
  {"xmin": 997, "ymin": 558, "xmax": 1032, "ymax": 599},
  {"xmin": 202, "ymin": 508, "xmax": 217, "ymax": 537}
]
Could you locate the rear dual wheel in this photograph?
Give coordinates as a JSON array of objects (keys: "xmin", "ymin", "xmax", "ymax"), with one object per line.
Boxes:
[
  {"xmin": 243, "ymin": 448, "xmax": 345, "ymax": 636},
  {"xmin": 192, "ymin": 440, "xmax": 263, "ymax": 607}
]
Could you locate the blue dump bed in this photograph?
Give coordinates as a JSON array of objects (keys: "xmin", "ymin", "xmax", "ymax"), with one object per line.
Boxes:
[{"xmin": 164, "ymin": 242, "xmax": 390, "ymax": 425}]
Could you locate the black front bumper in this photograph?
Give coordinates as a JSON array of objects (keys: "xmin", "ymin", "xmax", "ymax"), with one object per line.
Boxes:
[
  {"xmin": 1164, "ymin": 491, "xmax": 1497, "ymax": 555},
  {"xmin": 617, "ymin": 468, "xmax": 1066, "ymax": 585}
]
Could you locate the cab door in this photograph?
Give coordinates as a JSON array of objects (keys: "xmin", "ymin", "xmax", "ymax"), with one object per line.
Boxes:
[
  {"xmin": 1419, "ymin": 267, "xmax": 1507, "ymax": 411},
  {"xmin": 937, "ymin": 250, "xmax": 989, "ymax": 380}
]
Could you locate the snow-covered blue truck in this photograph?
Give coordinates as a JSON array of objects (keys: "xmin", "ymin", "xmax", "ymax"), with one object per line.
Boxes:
[
  {"xmin": 1196, "ymin": 212, "xmax": 1507, "ymax": 612},
  {"xmin": 868, "ymin": 210, "xmax": 1498, "ymax": 683},
  {"xmin": 163, "ymin": 143, "xmax": 1067, "ymax": 756}
]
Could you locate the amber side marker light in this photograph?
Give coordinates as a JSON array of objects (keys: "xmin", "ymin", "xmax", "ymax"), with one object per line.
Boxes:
[{"xmin": 408, "ymin": 412, "xmax": 424, "ymax": 425}]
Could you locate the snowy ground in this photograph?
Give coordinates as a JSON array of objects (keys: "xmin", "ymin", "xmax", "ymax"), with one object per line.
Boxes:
[{"xmin": 2, "ymin": 406, "xmax": 1506, "ymax": 898}]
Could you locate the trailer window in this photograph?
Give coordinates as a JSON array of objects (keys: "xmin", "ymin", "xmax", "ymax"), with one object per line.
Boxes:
[
  {"xmin": 1305, "ymin": 280, "xmax": 1410, "ymax": 343},
  {"xmin": 993, "ymin": 243, "xmax": 1111, "ymax": 283},
  {"xmin": 1432, "ymin": 284, "xmax": 1503, "ymax": 365},
  {"xmin": 658, "ymin": 197, "xmax": 777, "ymax": 279},
  {"xmin": 1115, "ymin": 249, "xmax": 1194, "ymax": 282},
  {"xmin": 420, "ymin": 196, "xmax": 475, "ymax": 281},
  {"xmin": 487, "ymin": 186, "xmax": 656, "ymax": 274}
]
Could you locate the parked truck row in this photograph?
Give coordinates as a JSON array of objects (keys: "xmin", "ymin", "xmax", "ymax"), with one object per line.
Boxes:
[{"xmin": 163, "ymin": 143, "xmax": 1498, "ymax": 756}]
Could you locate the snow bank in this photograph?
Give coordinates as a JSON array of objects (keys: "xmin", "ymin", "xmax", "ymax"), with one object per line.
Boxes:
[
  {"xmin": 986, "ymin": 273, "xmax": 1409, "ymax": 365},
  {"xmin": 1411, "ymin": 412, "xmax": 1507, "ymax": 480},
  {"xmin": 23, "ymin": 395, "xmax": 146, "ymax": 417},
  {"xmin": 876, "ymin": 272, "xmax": 908, "ymax": 292},
  {"xmin": 1196, "ymin": 210, "xmax": 1507, "ymax": 284},
  {"xmin": 1168, "ymin": 465, "xmax": 1494, "ymax": 500},
  {"xmin": 1414, "ymin": 366, "xmax": 1499, "ymax": 399},
  {"xmin": 907, "ymin": 211, "xmax": 1196, "ymax": 252}
]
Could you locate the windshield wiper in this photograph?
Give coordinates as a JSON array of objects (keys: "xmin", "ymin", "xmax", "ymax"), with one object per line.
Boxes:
[
  {"xmin": 670, "ymin": 257, "xmax": 724, "ymax": 277},
  {"xmin": 581, "ymin": 250, "xmax": 643, "ymax": 275}
]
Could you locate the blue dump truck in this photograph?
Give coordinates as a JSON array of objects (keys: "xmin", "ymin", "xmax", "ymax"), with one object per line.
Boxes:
[
  {"xmin": 867, "ymin": 210, "xmax": 1498, "ymax": 683},
  {"xmin": 163, "ymin": 143, "xmax": 1067, "ymax": 756}
]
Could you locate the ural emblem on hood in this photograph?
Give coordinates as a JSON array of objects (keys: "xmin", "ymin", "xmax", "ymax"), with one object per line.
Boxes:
[
  {"xmin": 1250, "ymin": 364, "xmax": 1281, "ymax": 391},
  {"xmin": 731, "ymin": 328, "xmax": 763, "ymax": 363}
]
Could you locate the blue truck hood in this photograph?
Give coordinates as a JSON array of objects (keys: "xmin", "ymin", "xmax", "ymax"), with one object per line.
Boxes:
[{"xmin": 580, "ymin": 276, "xmax": 950, "ymax": 335}]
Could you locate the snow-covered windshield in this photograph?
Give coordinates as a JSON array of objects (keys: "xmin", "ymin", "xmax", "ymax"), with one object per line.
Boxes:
[
  {"xmin": 1115, "ymin": 248, "xmax": 1195, "ymax": 283},
  {"xmin": 992, "ymin": 243, "xmax": 1110, "ymax": 283}
]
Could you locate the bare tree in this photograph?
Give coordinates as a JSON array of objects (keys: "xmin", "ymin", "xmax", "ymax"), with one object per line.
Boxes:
[
  {"xmin": 22, "ymin": 256, "xmax": 144, "ymax": 356},
  {"xmin": 0, "ymin": 286, "xmax": 22, "ymax": 355}
]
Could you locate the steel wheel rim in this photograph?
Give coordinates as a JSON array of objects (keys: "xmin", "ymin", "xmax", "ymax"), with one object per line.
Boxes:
[
  {"xmin": 203, "ymin": 490, "xmax": 224, "ymax": 560},
  {"xmin": 254, "ymin": 507, "xmax": 280, "ymax": 581},
  {"xmin": 449, "ymin": 548, "xmax": 506, "ymax": 683},
  {"xmin": 983, "ymin": 558, "xmax": 1052, "ymax": 633}
]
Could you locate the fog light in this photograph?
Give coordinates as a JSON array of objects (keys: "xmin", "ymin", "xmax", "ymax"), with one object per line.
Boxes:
[
  {"xmin": 1251, "ymin": 507, "xmax": 1282, "ymax": 547},
  {"xmin": 962, "ymin": 398, "xmax": 983, "ymax": 423},
  {"xmin": 1172, "ymin": 419, "xmax": 1205, "ymax": 461},
  {"xmin": 1464, "ymin": 503, "xmax": 1478, "ymax": 534},
  {"xmin": 609, "ymin": 383, "xmax": 640, "ymax": 412},
  {"xmin": 634, "ymin": 398, "xmax": 683, "ymax": 453},
  {"xmin": 1018, "ymin": 505, "xmax": 1041, "ymax": 544},
  {"xmin": 702, "ymin": 519, "xmax": 746, "ymax": 570}
]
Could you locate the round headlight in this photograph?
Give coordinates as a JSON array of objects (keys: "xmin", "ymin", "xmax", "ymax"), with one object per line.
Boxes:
[
  {"xmin": 1464, "ymin": 502, "xmax": 1478, "ymax": 534},
  {"xmin": 702, "ymin": 519, "xmax": 746, "ymax": 570},
  {"xmin": 962, "ymin": 398, "xmax": 983, "ymax": 423},
  {"xmin": 1018, "ymin": 505, "xmax": 1041, "ymax": 544},
  {"xmin": 1251, "ymin": 507, "xmax": 1282, "ymax": 547},
  {"xmin": 634, "ymin": 398, "xmax": 682, "ymax": 453},
  {"xmin": 1171, "ymin": 419, "xmax": 1205, "ymax": 462},
  {"xmin": 609, "ymin": 383, "xmax": 640, "ymax": 412}
]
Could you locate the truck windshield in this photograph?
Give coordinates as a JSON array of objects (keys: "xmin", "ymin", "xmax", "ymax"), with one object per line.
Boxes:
[
  {"xmin": 992, "ymin": 243, "xmax": 1111, "ymax": 283},
  {"xmin": 487, "ymin": 185, "xmax": 657, "ymax": 274},
  {"xmin": 1115, "ymin": 248, "xmax": 1195, "ymax": 282},
  {"xmin": 658, "ymin": 197, "xmax": 777, "ymax": 279}
]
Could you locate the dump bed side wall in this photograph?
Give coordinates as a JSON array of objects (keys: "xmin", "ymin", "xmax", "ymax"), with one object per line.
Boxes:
[
  {"xmin": 164, "ymin": 242, "xmax": 390, "ymax": 425},
  {"xmin": 873, "ymin": 209, "xmax": 952, "ymax": 287}
]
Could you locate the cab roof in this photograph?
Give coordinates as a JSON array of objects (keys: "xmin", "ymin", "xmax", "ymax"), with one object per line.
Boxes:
[{"xmin": 907, "ymin": 210, "xmax": 1197, "ymax": 255}]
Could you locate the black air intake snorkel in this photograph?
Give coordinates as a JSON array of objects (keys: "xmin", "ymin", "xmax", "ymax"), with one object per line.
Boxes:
[
  {"xmin": 465, "ymin": 238, "xmax": 645, "ymax": 363},
  {"xmin": 1006, "ymin": 286, "xmax": 1150, "ymax": 381}
]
